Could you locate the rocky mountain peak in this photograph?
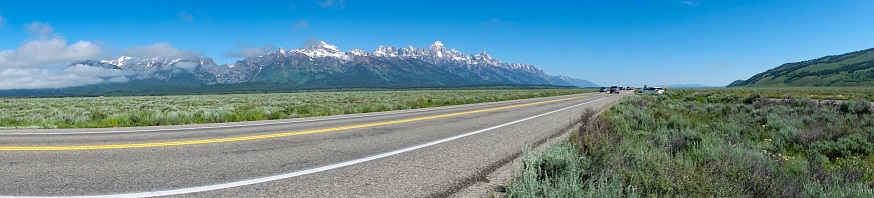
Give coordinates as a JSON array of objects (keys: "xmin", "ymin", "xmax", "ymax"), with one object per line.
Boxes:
[
  {"xmin": 429, "ymin": 41, "xmax": 447, "ymax": 51},
  {"xmin": 295, "ymin": 41, "xmax": 349, "ymax": 60},
  {"xmin": 373, "ymin": 45, "xmax": 399, "ymax": 57},
  {"xmin": 63, "ymin": 40, "xmax": 598, "ymax": 89},
  {"xmin": 302, "ymin": 41, "xmax": 340, "ymax": 52},
  {"xmin": 475, "ymin": 51, "xmax": 492, "ymax": 59}
]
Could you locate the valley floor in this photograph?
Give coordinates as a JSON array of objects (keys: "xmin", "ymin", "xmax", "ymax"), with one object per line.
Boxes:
[
  {"xmin": 505, "ymin": 89, "xmax": 874, "ymax": 197},
  {"xmin": 0, "ymin": 89, "xmax": 591, "ymax": 129}
]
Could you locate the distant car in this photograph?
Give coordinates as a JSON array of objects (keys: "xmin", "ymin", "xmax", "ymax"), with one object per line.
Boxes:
[
  {"xmin": 610, "ymin": 86, "xmax": 619, "ymax": 94},
  {"xmin": 600, "ymin": 87, "xmax": 608, "ymax": 92},
  {"xmin": 638, "ymin": 87, "xmax": 664, "ymax": 94}
]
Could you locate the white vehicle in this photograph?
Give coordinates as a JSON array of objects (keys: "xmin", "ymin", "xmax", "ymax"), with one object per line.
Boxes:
[{"xmin": 638, "ymin": 87, "xmax": 664, "ymax": 94}]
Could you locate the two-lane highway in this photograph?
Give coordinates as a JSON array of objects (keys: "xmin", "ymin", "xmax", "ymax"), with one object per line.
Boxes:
[{"xmin": 0, "ymin": 91, "xmax": 627, "ymax": 197}]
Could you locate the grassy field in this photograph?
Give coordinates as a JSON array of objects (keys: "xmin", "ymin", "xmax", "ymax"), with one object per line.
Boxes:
[
  {"xmin": 0, "ymin": 89, "xmax": 590, "ymax": 129},
  {"xmin": 507, "ymin": 90, "xmax": 874, "ymax": 197},
  {"xmin": 689, "ymin": 87, "xmax": 874, "ymax": 101}
]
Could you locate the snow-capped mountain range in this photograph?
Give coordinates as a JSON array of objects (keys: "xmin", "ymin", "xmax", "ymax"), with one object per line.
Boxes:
[{"xmin": 67, "ymin": 41, "xmax": 598, "ymax": 88}]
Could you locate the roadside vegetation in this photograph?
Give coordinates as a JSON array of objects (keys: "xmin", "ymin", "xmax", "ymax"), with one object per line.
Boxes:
[
  {"xmin": 507, "ymin": 90, "xmax": 874, "ymax": 197},
  {"xmin": 0, "ymin": 89, "xmax": 589, "ymax": 129},
  {"xmin": 691, "ymin": 87, "xmax": 874, "ymax": 101}
]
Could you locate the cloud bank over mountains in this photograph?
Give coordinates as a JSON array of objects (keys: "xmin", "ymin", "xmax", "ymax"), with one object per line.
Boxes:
[
  {"xmin": 121, "ymin": 43, "xmax": 204, "ymax": 59},
  {"xmin": 0, "ymin": 22, "xmax": 202, "ymax": 90},
  {"xmin": 0, "ymin": 21, "xmax": 593, "ymax": 91}
]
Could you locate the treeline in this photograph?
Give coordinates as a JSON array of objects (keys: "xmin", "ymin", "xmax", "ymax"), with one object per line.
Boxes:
[
  {"xmin": 731, "ymin": 47, "xmax": 874, "ymax": 87},
  {"xmin": 785, "ymin": 60, "xmax": 874, "ymax": 83}
]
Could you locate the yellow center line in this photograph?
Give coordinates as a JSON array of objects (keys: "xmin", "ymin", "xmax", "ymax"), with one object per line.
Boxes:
[{"xmin": 0, "ymin": 95, "xmax": 589, "ymax": 151}]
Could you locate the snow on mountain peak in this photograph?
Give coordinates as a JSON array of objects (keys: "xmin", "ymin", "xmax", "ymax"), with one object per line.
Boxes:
[
  {"xmin": 429, "ymin": 41, "xmax": 446, "ymax": 51},
  {"xmin": 317, "ymin": 41, "xmax": 341, "ymax": 52},
  {"xmin": 373, "ymin": 45, "xmax": 399, "ymax": 57},
  {"xmin": 347, "ymin": 49, "xmax": 368, "ymax": 56},
  {"xmin": 477, "ymin": 51, "xmax": 492, "ymax": 59},
  {"xmin": 293, "ymin": 41, "xmax": 349, "ymax": 60},
  {"xmin": 101, "ymin": 56, "xmax": 134, "ymax": 67}
]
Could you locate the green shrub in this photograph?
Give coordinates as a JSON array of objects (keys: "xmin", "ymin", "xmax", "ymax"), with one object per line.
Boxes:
[
  {"xmin": 840, "ymin": 99, "xmax": 873, "ymax": 114},
  {"xmin": 515, "ymin": 89, "xmax": 874, "ymax": 197},
  {"xmin": 0, "ymin": 89, "xmax": 590, "ymax": 128},
  {"xmin": 506, "ymin": 143, "xmax": 639, "ymax": 198}
]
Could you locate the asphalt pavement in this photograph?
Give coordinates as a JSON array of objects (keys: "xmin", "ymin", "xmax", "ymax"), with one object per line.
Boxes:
[{"xmin": 0, "ymin": 91, "xmax": 629, "ymax": 197}]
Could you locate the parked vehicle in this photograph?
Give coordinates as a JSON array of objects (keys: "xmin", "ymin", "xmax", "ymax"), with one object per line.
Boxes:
[
  {"xmin": 638, "ymin": 87, "xmax": 664, "ymax": 94},
  {"xmin": 600, "ymin": 87, "xmax": 608, "ymax": 92},
  {"xmin": 610, "ymin": 86, "xmax": 620, "ymax": 94}
]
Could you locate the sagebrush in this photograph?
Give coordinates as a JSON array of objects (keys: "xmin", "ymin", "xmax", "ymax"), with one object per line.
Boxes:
[
  {"xmin": 0, "ymin": 89, "xmax": 588, "ymax": 129},
  {"xmin": 508, "ymin": 90, "xmax": 874, "ymax": 197}
]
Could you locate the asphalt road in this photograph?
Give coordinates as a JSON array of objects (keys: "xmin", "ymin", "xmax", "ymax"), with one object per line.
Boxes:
[{"xmin": 0, "ymin": 91, "xmax": 629, "ymax": 197}]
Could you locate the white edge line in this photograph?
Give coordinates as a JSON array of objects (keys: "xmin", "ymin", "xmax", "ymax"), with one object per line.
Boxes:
[
  {"xmin": 0, "ymin": 93, "xmax": 594, "ymax": 136},
  {"xmin": 2, "ymin": 97, "xmax": 605, "ymax": 198}
]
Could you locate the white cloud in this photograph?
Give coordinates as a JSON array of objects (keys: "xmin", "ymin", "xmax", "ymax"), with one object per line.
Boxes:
[
  {"xmin": 682, "ymin": 1, "xmax": 699, "ymax": 6},
  {"xmin": 26, "ymin": 22, "xmax": 54, "ymax": 35},
  {"xmin": 172, "ymin": 62, "xmax": 199, "ymax": 70},
  {"xmin": 292, "ymin": 19, "xmax": 310, "ymax": 30},
  {"xmin": 300, "ymin": 37, "xmax": 320, "ymax": 47},
  {"xmin": 0, "ymin": 65, "xmax": 136, "ymax": 90},
  {"xmin": 709, "ymin": 61, "xmax": 730, "ymax": 67},
  {"xmin": 224, "ymin": 44, "xmax": 276, "ymax": 58},
  {"xmin": 121, "ymin": 43, "xmax": 203, "ymax": 59},
  {"xmin": 0, "ymin": 22, "xmax": 144, "ymax": 90},
  {"xmin": 64, "ymin": 64, "xmax": 137, "ymax": 77},
  {"xmin": 482, "ymin": 18, "xmax": 512, "ymax": 29},
  {"xmin": 177, "ymin": 11, "xmax": 194, "ymax": 22},
  {"xmin": 317, "ymin": 0, "xmax": 345, "ymax": 9},
  {"xmin": 107, "ymin": 76, "xmax": 129, "ymax": 83},
  {"xmin": 0, "ymin": 37, "xmax": 102, "ymax": 68}
]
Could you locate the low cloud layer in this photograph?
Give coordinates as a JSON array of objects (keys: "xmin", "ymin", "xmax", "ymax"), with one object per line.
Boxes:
[
  {"xmin": 224, "ymin": 44, "xmax": 276, "ymax": 58},
  {"xmin": 317, "ymin": 0, "xmax": 345, "ymax": 9},
  {"xmin": 0, "ymin": 37, "xmax": 102, "ymax": 68},
  {"xmin": 121, "ymin": 43, "xmax": 204, "ymax": 59},
  {"xmin": 482, "ymin": 18, "xmax": 513, "ymax": 30},
  {"xmin": 0, "ymin": 22, "xmax": 213, "ymax": 90},
  {"xmin": 682, "ymin": 1, "xmax": 699, "ymax": 6},
  {"xmin": 0, "ymin": 22, "xmax": 126, "ymax": 90},
  {"xmin": 709, "ymin": 61, "xmax": 730, "ymax": 67},
  {"xmin": 0, "ymin": 22, "xmax": 203, "ymax": 90},
  {"xmin": 300, "ymin": 37, "xmax": 320, "ymax": 47},
  {"xmin": 292, "ymin": 20, "xmax": 310, "ymax": 30},
  {"xmin": 172, "ymin": 62, "xmax": 199, "ymax": 70},
  {"xmin": 26, "ymin": 22, "xmax": 54, "ymax": 35},
  {"xmin": 0, "ymin": 22, "xmax": 102, "ymax": 69},
  {"xmin": 177, "ymin": 11, "xmax": 194, "ymax": 22},
  {"xmin": 0, "ymin": 65, "xmax": 136, "ymax": 90}
]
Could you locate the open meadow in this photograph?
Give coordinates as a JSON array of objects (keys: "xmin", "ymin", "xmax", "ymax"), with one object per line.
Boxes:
[
  {"xmin": 685, "ymin": 87, "xmax": 874, "ymax": 101},
  {"xmin": 508, "ymin": 88, "xmax": 874, "ymax": 197},
  {"xmin": 0, "ymin": 89, "xmax": 590, "ymax": 129}
]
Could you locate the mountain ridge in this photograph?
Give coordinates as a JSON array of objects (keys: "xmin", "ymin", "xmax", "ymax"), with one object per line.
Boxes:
[
  {"xmin": 51, "ymin": 41, "xmax": 598, "ymax": 94},
  {"xmin": 728, "ymin": 47, "xmax": 874, "ymax": 87}
]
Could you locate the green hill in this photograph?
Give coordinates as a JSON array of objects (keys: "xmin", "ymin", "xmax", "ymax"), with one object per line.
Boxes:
[{"xmin": 729, "ymin": 47, "xmax": 874, "ymax": 87}]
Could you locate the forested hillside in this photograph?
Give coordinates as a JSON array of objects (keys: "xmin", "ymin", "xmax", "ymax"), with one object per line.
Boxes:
[{"xmin": 730, "ymin": 48, "xmax": 874, "ymax": 87}]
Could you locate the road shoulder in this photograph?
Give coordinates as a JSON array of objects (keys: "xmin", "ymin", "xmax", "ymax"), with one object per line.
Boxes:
[{"xmin": 451, "ymin": 92, "xmax": 626, "ymax": 198}]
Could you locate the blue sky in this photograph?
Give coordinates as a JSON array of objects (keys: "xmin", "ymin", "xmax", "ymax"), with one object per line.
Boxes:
[{"xmin": 1, "ymin": 0, "xmax": 873, "ymax": 88}]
